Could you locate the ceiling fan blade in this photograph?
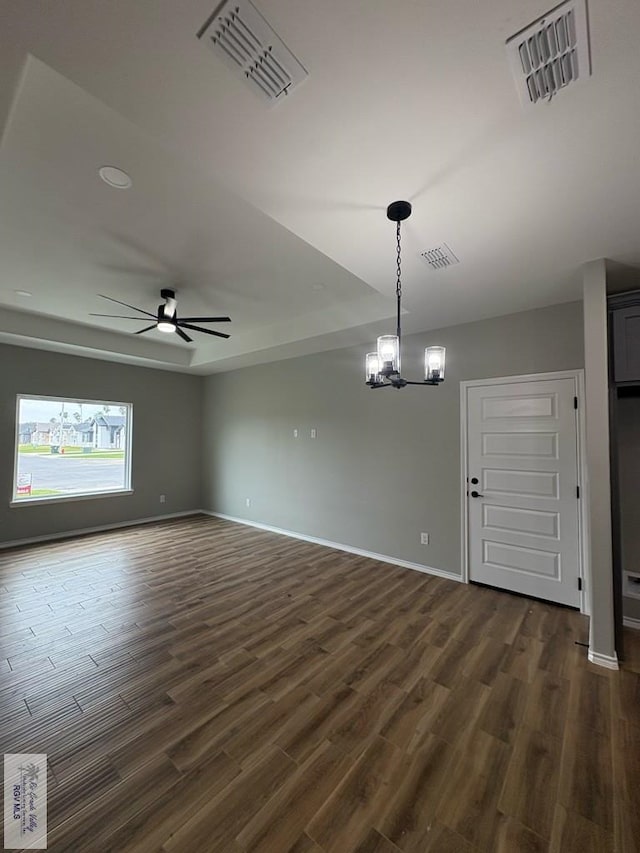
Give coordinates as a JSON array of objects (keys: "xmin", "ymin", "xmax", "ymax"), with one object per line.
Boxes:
[
  {"xmin": 178, "ymin": 322, "xmax": 230, "ymax": 339},
  {"xmin": 177, "ymin": 316, "xmax": 231, "ymax": 323},
  {"xmin": 98, "ymin": 294, "xmax": 156, "ymax": 318},
  {"xmin": 134, "ymin": 324, "xmax": 158, "ymax": 335},
  {"xmin": 175, "ymin": 327, "xmax": 193, "ymax": 343},
  {"xmin": 89, "ymin": 313, "xmax": 151, "ymax": 319}
]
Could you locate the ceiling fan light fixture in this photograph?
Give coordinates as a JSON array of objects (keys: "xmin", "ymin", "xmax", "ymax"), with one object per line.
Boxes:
[{"xmin": 157, "ymin": 298, "xmax": 176, "ymax": 333}]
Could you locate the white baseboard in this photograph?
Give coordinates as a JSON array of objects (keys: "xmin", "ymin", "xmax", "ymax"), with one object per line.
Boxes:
[
  {"xmin": 623, "ymin": 616, "xmax": 640, "ymax": 630},
  {"xmin": 203, "ymin": 510, "xmax": 463, "ymax": 584},
  {"xmin": 0, "ymin": 510, "xmax": 203, "ymax": 550},
  {"xmin": 587, "ymin": 649, "xmax": 620, "ymax": 670}
]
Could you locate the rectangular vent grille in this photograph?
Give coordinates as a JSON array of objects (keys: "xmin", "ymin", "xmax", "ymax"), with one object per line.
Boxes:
[
  {"xmin": 198, "ymin": 0, "xmax": 308, "ymax": 103},
  {"xmin": 506, "ymin": 0, "xmax": 590, "ymax": 108},
  {"xmin": 420, "ymin": 244, "xmax": 459, "ymax": 271}
]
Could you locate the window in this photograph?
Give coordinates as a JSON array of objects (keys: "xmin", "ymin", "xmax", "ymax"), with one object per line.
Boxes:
[{"xmin": 13, "ymin": 395, "xmax": 133, "ymax": 504}]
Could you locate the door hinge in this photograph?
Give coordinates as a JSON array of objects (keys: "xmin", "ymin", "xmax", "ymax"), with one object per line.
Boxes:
[
  {"xmin": 574, "ymin": 396, "xmax": 578, "ymax": 409},
  {"xmin": 578, "ymin": 577, "xmax": 583, "ymax": 591},
  {"xmin": 576, "ymin": 485, "xmax": 580, "ymax": 499}
]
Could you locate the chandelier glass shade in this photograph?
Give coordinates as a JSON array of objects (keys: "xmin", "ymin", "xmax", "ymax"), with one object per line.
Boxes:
[{"xmin": 365, "ymin": 201, "xmax": 445, "ymax": 389}]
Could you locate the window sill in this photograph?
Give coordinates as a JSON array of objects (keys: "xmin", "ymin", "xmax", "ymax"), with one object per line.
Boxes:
[{"xmin": 10, "ymin": 489, "xmax": 134, "ymax": 508}]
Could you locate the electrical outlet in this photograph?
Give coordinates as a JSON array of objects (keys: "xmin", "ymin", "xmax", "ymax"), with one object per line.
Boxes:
[
  {"xmin": 159, "ymin": 494, "xmax": 166, "ymax": 504},
  {"xmin": 420, "ymin": 532, "xmax": 429, "ymax": 545},
  {"xmin": 311, "ymin": 428, "xmax": 317, "ymax": 438},
  {"xmin": 293, "ymin": 429, "xmax": 298, "ymax": 438},
  {"xmin": 246, "ymin": 498, "xmax": 251, "ymax": 507}
]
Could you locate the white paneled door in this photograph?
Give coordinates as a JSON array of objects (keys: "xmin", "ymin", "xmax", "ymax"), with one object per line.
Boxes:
[{"xmin": 466, "ymin": 376, "xmax": 581, "ymax": 607}]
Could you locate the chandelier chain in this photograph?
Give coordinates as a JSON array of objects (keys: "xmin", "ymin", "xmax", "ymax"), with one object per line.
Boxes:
[{"xmin": 396, "ymin": 220, "xmax": 402, "ymax": 340}]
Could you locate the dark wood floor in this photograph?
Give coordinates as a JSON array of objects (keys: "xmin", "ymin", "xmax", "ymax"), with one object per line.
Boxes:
[{"xmin": 0, "ymin": 515, "xmax": 638, "ymax": 852}]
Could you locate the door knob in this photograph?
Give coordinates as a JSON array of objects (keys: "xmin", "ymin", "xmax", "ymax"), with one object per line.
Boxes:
[{"xmin": 470, "ymin": 490, "xmax": 484, "ymax": 498}]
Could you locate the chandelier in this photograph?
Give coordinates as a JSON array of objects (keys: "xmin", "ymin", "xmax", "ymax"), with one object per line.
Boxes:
[{"xmin": 365, "ymin": 201, "xmax": 445, "ymax": 389}]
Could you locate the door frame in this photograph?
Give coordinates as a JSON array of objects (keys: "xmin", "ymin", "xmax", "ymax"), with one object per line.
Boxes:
[{"xmin": 460, "ymin": 369, "xmax": 590, "ymax": 614}]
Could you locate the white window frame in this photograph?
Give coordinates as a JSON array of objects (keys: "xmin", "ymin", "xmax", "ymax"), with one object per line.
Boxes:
[{"xmin": 11, "ymin": 394, "xmax": 134, "ymax": 507}]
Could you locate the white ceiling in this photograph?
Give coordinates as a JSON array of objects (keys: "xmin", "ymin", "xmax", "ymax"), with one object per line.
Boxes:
[{"xmin": 1, "ymin": 0, "xmax": 640, "ymax": 372}]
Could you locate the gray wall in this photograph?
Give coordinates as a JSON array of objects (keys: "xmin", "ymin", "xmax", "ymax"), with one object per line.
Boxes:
[
  {"xmin": 0, "ymin": 344, "xmax": 202, "ymax": 544},
  {"xmin": 202, "ymin": 301, "xmax": 584, "ymax": 577},
  {"xmin": 617, "ymin": 394, "xmax": 640, "ymax": 620}
]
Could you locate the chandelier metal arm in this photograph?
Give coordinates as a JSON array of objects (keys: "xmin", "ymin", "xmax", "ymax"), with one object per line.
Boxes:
[
  {"xmin": 368, "ymin": 376, "xmax": 443, "ymax": 390},
  {"xmin": 368, "ymin": 377, "xmax": 442, "ymax": 389},
  {"xmin": 369, "ymin": 376, "xmax": 408, "ymax": 389}
]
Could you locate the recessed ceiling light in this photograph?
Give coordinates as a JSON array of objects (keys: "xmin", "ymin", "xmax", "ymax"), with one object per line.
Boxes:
[
  {"xmin": 312, "ymin": 283, "xmax": 326, "ymax": 292},
  {"xmin": 98, "ymin": 166, "xmax": 132, "ymax": 189},
  {"xmin": 14, "ymin": 290, "xmax": 32, "ymax": 297}
]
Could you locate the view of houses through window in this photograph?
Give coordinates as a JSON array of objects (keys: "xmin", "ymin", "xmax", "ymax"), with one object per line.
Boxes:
[{"xmin": 14, "ymin": 395, "xmax": 132, "ymax": 502}]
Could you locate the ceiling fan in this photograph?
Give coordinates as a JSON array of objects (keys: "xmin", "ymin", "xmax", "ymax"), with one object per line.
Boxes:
[{"xmin": 90, "ymin": 289, "xmax": 231, "ymax": 343}]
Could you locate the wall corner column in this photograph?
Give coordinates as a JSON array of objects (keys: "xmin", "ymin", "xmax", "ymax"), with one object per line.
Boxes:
[{"xmin": 582, "ymin": 259, "xmax": 618, "ymax": 668}]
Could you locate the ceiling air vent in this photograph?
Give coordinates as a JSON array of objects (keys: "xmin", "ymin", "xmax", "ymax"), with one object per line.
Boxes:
[
  {"xmin": 420, "ymin": 244, "xmax": 459, "ymax": 271},
  {"xmin": 506, "ymin": 0, "xmax": 591, "ymax": 108},
  {"xmin": 198, "ymin": 0, "xmax": 308, "ymax": 103}
]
